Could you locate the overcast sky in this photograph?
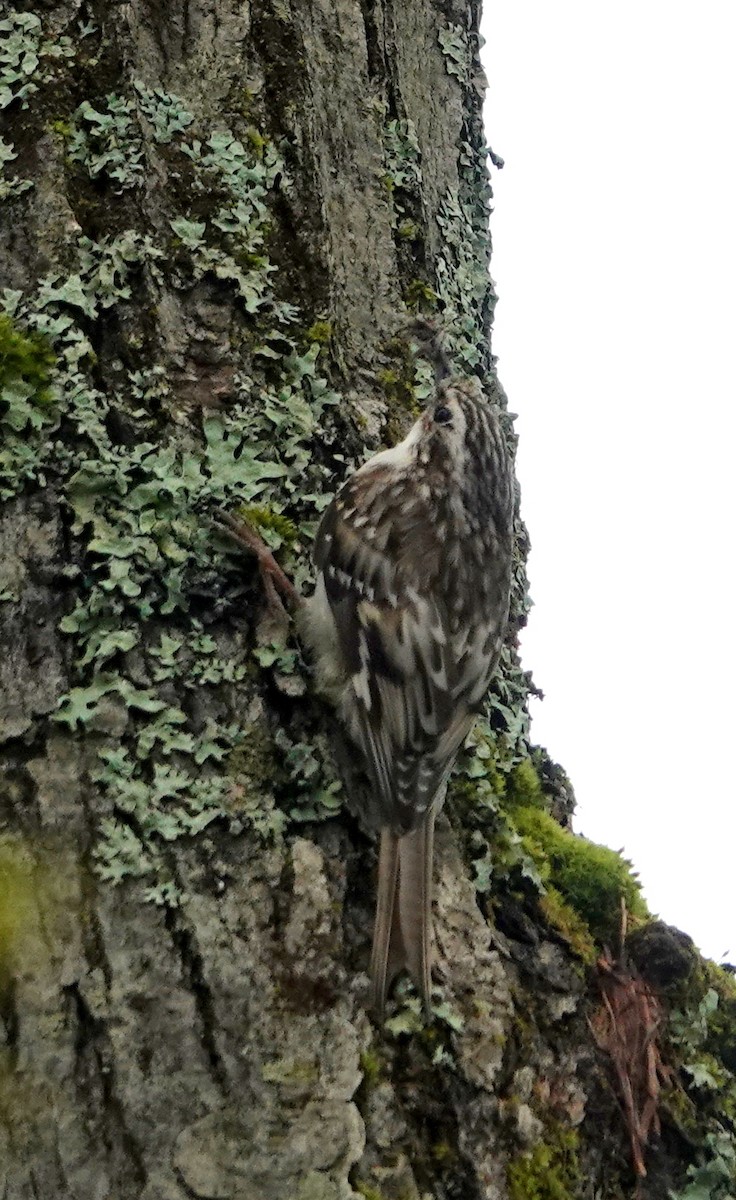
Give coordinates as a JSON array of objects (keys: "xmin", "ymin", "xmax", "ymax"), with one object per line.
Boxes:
[{"xmin": 482, "ymin": 2, "xmax": 736, "ymax": 961}]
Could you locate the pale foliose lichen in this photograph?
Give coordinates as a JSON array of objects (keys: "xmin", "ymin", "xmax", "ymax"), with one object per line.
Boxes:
[
  {"xmin": 438, "ymin": 24, "xmax": 471, "ymax": 83},
  {"xmin": 1, "ymin": 7, "xmax": 528, "ymax": 910},
  {"xmin": 0, "ymin": 11, "xmax": 347, "ymax": 897},
  {"xmin": 0, "ymin": 11, "xmax": 75, "ymax": 110},
  {"xmin": 0, "ymin": 135, "xmax": 32, "ymax": 199}
]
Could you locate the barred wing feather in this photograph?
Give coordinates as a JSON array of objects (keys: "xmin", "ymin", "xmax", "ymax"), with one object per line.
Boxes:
[{"xmin": 313, "ymin": 491, "xmax": 497, "ymax": 832}]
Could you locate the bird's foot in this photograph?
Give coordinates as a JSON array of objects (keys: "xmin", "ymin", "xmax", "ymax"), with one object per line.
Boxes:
[{"xmin": 214, "ymin": 511, "xmax": 302, "ymax": 615}]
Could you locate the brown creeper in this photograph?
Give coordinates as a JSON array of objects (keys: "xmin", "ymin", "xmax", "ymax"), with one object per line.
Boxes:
[{"xmin": 302, "ymin": 376, "xmax": 514, "ymax": 1018}]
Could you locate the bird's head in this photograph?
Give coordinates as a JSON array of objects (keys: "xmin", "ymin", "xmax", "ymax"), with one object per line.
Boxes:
[{"xmin": 358, "ymin": 377, "xmax": 512, "ymax": 535}]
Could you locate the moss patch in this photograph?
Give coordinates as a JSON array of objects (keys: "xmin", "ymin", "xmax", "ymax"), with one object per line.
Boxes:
[
  {"xmin": 0, "ymin": 837, "xmax": 37, "ymax": 966},
  {"xmin": 0, "ymin": 312, "xmax": 58, "ymax": 500},
  {"xmin": 539, "ymin": 887, "xmax": 597, "ymax": 965},
  {"xmin": 0, "ymin": 314, "xmax": 55, "ymax": 404},
  {"xmin": 358, "ymin": 1049, "xmax": 384, "ymax": 1089},
  {"xmin": 304, "ymin": 319, "xmax": 332, "ymax": 346},
  {"xmin": 236, "ymin": 504, "xmax": 299, "ymax": 548},
  {"xmin": 507, "ymin": 1125, "xmax": 581, "ymax": 1200},
  {"xmin": 512, "ymin": 806, "xmax": 648, "ymax": 946}
]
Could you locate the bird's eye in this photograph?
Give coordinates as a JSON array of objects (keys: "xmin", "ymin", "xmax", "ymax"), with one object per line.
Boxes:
[{"xmin": 433, "ymin": 405, "xmax": 452, "ymax": 425}]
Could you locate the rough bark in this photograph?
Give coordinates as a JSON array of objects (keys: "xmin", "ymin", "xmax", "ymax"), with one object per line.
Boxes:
[{"xmin": 1, "ymin": 3, "xmax": 734, "ymax": 1199}]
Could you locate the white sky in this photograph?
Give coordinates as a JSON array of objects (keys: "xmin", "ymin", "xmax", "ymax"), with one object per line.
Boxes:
[{"xmin": 482, "ymin": 2, "xmax": 736, "ymax": 961}]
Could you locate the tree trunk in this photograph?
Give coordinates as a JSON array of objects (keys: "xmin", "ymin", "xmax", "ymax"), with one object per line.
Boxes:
[{"xmin": 0, "ymin": 3, "xmax": 733, "ymax": 1199}]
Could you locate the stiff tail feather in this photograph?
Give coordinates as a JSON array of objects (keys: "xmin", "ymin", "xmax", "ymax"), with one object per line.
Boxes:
[{"xmin": 370, "ymin": 815, "xmax": 435, "ymax": 1020}]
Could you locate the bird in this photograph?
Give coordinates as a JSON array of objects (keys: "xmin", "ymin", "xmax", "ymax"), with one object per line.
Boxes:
[
  {"xmin": 299, "ymin": 373, "xmax": 514, "ymax": 1019},
  {"xmin": 219, "ymin": 359, "xmax": 514, "ymax": 1019}
]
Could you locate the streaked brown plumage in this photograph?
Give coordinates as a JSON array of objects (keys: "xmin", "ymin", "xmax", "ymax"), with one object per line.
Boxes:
[{"xmin": 302, "ymin": 376, "xmax": 514, "ymax": 1018}]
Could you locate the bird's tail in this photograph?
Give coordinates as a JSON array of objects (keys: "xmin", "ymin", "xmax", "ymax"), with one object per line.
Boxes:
[{"xmin": 370, "ymin": 816, "xmax": 435, "ymax": 1021}]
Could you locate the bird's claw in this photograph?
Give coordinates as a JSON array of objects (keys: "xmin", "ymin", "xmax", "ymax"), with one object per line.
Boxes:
[{"xmin": 213, "ymin": 510, "xmax": 301, "ymax": 612}]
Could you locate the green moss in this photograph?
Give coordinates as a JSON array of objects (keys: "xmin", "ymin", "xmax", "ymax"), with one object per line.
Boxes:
[
  {"xmin": 261, "ymin": 1056, "xmax": 319, "ymax": 1086},
  {"xmin": 513, "ymin": 806, "xmax": 648, "ymax": 946},
  {"xmin": 377, "ymin": 367, "xmax": 419, "ymax": 418},
  {"xmin": 0, "ymin": 314, "xmax": 55, "ymax": 406},
  {"xmin": 227, "ymin": 725, "xmax": 281, "ymax": 785},
  {"xmin": 358, "ymin": 1049, "xmax": 383, "ymax": 1088},
  {"xmin": 231, "ymin": 85, "xmax": 256, "ymax": 118},
  {"xmin": 353, "ymin": 1182, "xmax": 413, "ymax": 1200},
  {"xmin": 0, "ymin": 314, "xmax": 57, "ymax": 499},
  {"xmin": 244, "ymin": 126, "xmax": 267, "ymax": 159},
  {"xmin": 661, "ymin": 1079, "xmax": 701, "ymax": 1139},
  {"xmin": 507, "ymin": 1125, "xmax": 581, "ymax": 1200},
  {"xmin": 353, "ymin": 1184, "xmax": 385, "ymax": 1200},
  {"xmin": 236, "ymin": 504, "xmax": 298, "ymax": 547},
  {"xmin": 0, "ymin": 838, "xmax": 36, "ymax": 967},
  {"xmin": 397, "ymin": 219, "xmax": 418, "ymax": 240},
  {"xmin": 377, "ymin": 367, "xmax": 400, "ymax": 390},
  {"xmin": 404, "ymin": 278, "xmax": 438, "ymax": 313},
  {"xmin": 430, "ymin": 1140, "xmax": 456, "ymax": 1164},
  {"xmin": 505, "ymin": 759, "xmax": 546, "ymax": 809},
  {"xmin": 539, "ymin": 887, "xmax": 596, "ymax": 965},
  {"xmin": 224, "ymin": 725, "xmax": 289, "ymax": 838},
  {"xmin": 305, "ymin": 319, "xmax": 333, "ymax": 346}
]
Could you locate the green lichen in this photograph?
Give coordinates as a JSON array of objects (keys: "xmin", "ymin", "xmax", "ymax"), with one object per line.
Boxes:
[
  {"xmin": 2, "ymin": 5, "xmax": 537, "ymax": 934},
  {"xmin": 448, "ymin": 724, "xmax": 546, "ymax": 897},
  {"xmin": 67, "ymin": 94, "xmax": 146, "ymax": 190},
  {"xmin": 0, "ymin": 67, "xmax": 344, "ymax": 897},
  {"xmin": 438, "ymin": 24, "xmax": 470, "ymax": 82},
  {"xmin": 506, "ymin": 1125, "xmax": 581, "ymax": 1200},
  {"xmin": 512, "ymin": 806, "xmax": 649, "ymax": 946},
  {"xmin": 0, "ymin": 11, "xmax": 74, "ymax": 111},
  {"xmin": 699, "ymin": 964, "xmax": 736, "ymax": 1073},
  {"xmin": 273, "ymin": 728, "xmax": 343, "ymax": 823},
  {"xmin": 665, "ymin": 964, "xmax": 736, "ymax": 1184},
  {"xmin": 0, "ymin": 136, "xmax": 32, "ymax": 199},
  {"xmin": 382, "ymin": 118, "xmax": 422, "ymax": 196},
  {"xmin": 669, "ymin": 1130, "xmax": 736, "ymax": 1200},
  {"xmin": 67, "ymin": 85, "xmax": 195, "ymax": 190}
]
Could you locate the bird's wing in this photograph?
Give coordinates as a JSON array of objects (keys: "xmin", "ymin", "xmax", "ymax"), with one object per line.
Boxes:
[{"xmin": 314, "ymin": 480, "xmax": 489, "ymax": 831}]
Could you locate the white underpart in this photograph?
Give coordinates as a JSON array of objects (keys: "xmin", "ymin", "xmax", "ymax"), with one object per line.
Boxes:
[
  {"xmin": 299, "ymin": 575, "xmax": 346, "ymax": 700},
  {"xmin": 358, "ymin": 416, "xmax": 423, "ymax": 473}
]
